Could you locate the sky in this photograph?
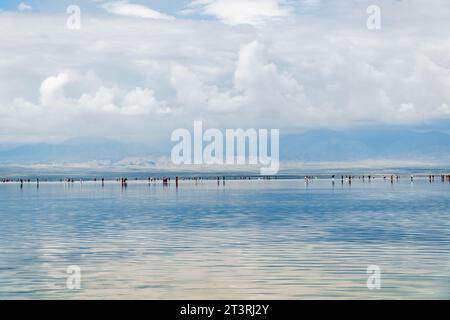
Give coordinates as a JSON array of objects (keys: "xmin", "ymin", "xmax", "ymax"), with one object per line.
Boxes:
[{"xmin": 1, "ymin": 0, "xmax": 450, "ymax": 144}]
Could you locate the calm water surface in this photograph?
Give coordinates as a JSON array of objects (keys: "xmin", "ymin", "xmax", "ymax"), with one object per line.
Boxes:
[{"xmin": 0, "ymin": 178, "xmax": 449, "ymax": 299}]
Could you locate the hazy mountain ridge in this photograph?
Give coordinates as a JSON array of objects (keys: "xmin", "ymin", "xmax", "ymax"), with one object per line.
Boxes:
[
  {"xmin": 280, "ymin": 129, "xmax": 450, "ymax": 162},
  {"xmin": 0, "ymin": 137, "xmax": 149, "ymax": 164},
  {"xmin": 0, "ymin": 129, "xmax": 450, "ymax": 164}
]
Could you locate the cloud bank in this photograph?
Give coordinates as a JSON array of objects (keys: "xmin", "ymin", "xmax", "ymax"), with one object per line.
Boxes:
[
  {"xmin": 101, "ymin": 1, "xmax": 174, "ymax": 20},
  {"xmin": 183, "ymin": 0, "xmax": 291, "ymax": 26},
  {"xmin": 1, "ymin": 0, "xmax": 450, "ymax": 143},
  {"xmin": 17, "ymin": 2, "xmax": 32, "ymax": 12}
]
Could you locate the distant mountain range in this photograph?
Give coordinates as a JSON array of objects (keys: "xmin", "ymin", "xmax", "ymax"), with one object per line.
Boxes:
[
  {"xmin": 0, "ymin": 129, "xmax": 450, "ymax": 164},
  {"xmin": 0, "ymin": 137, "xmax": 148, "ymax": 164},
  {"xmin": 280, "ymin": 128, "xmax": 450, "ymax": 162}
]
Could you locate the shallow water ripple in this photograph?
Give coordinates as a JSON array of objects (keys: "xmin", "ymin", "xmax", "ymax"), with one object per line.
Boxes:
[{"xmin": 0, "ymin": 179, "xmax": 449, "ymax": 299}]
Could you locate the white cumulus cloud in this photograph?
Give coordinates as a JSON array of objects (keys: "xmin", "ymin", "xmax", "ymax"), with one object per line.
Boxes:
[
  {"xmin": 102, "ymin": 1, "xmax": 174, "ymax": 20},
  {"xmin": 184, "ymin": 0, "xmax": 291, "ymax": 26},
  {"xmin": 17, "ymin": 2, "xmax": 32, "ymax": 12},
  {"xmin": 1, "ymin": 0, "xmax": 450, "ymax": 142}
]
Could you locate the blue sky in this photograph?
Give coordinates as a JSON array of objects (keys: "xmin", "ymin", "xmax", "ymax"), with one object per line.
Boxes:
[
  {"xmin": 0, "ymin": 0, "xmax": 450, "ymax": 144},
  {"xmin": 0, "ymin": 0, "xmax": 323, "ymax": 15},
  {"xmin": 0, "ymin": 0, "xmax": 187, "ymax": 15}
]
